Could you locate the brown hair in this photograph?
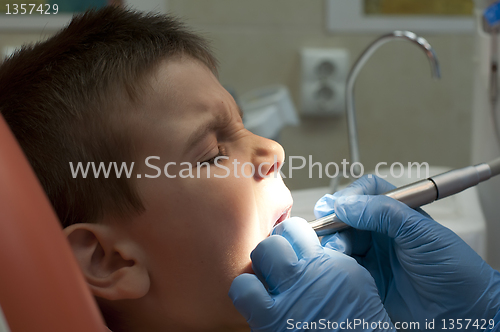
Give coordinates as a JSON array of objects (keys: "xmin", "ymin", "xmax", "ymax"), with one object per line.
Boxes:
[{"xmin": 0, "ymin": 6, "xmax": 218, "ymax": 227}]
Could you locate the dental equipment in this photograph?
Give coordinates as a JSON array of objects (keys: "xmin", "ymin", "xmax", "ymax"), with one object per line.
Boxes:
[
  {"xmin": 345, "ymin": 31, "xmax": 440, "ymax": 180},
  {"xmin": 310, "ymin": 158, "xmax": 500, "ymax": 236}
]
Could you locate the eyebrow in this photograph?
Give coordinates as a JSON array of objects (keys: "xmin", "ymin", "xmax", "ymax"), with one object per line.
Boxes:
[{"xmin": 185, "ymin": 106, "xmax": 244, "ymax": 152}]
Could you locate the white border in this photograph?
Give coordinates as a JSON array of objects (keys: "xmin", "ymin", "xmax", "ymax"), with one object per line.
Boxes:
[
  {"xmin": 326, "ymin": 0, "xmax": 475, "ymax": 34},
  {"xmin": 0, "ymin": 0, "xmax": 167, "ymax": 31}
]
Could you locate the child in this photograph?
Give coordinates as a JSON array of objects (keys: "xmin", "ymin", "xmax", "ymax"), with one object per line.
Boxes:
[{"xmin": 0, "ymin": 7, "xmax": 292, "ymax": 331}]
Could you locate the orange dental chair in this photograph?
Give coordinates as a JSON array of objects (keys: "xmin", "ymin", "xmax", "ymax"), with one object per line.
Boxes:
[{"xmin": 0, "ymin": 114, "xmax": 107, "ymax": 332}]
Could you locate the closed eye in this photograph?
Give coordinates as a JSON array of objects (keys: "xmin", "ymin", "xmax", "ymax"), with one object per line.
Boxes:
[{"xmin": 201, "ymin": 145, "xmax": 227, "ymax": 165}]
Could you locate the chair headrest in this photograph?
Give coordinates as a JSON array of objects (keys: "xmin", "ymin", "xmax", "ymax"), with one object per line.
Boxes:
[{"xmin": 0, "ymin": 114, "xmax": 106, "ymax": 332}]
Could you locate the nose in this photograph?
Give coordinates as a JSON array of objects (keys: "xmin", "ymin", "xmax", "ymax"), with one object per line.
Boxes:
[{"xmin": 250, "ymin": 134, "xmax": 285, "ymax": 180}]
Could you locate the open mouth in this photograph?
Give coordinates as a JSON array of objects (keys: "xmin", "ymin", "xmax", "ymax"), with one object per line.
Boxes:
[{"xmin": 273, "ymin": 206, "xmax": 292, "ymax": 228}]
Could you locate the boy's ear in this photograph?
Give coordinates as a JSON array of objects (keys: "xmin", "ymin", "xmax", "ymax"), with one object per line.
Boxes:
[{"xmin": 63, "ymin": 223, "xmax": 150, "ymax": 301}]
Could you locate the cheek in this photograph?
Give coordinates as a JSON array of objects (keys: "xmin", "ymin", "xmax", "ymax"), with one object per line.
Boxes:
[
  {"xmin": 194, "ymin": 176, "xmax": 261, "ymax": 239},
  {"xmin": 189, "ymin": 177, "xmax": 265, "ymax": 273},
  {"xmin": 134, "ymin": 159, "xmax": 269, "ymax": 276},
  {"xmin": 149, "ymin": 175, "xmax": 263, "ymax": 274}
]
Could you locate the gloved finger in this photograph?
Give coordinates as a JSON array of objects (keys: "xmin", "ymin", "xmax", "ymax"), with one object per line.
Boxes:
[
  {"xmin": 334, "ymin": 194, "xmax": 429, "ymax": 239},
  {"xmin": 314, "ymin": 175, "xmax": 396, "ymax": 218},
  {"xmin": 228, "ymin": 274, "xmax": 275, "ymax": 324},
  {"xmin": 416, "ymin": 207, "xmax": 433, "ymax": 220},
  {"xmin": 320, "ymin": 228, "xmax": 374, "ymax": 258},
  {"xmin": 320, "ymin": 232, "xmax": 352, "ymax": 255},
  {"xmin": 250, "ymin": 235, "xmax": 299, "ymax": 294},
  {"xmin": 314, "ymin": 194, "xmax": 337, "ymax": 218},
  {"xmin": 271, "ymin": 217, "xmax": 323, "ymax": 260}
]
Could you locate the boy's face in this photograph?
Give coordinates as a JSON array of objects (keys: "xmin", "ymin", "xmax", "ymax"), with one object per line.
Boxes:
[{"xmin": 123, "ymin": 57, "xmax": 293, "ymax": 330}]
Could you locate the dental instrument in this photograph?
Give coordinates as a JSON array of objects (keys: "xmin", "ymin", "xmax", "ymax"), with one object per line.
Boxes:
[{"xmin": 310, "ymin": 158, "xmax": 500, "ymax": 236}]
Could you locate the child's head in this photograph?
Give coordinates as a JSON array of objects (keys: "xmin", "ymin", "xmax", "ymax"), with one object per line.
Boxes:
[{"xmin": 0, "ymin": 7, "xmax": 292, "ymax": 331}]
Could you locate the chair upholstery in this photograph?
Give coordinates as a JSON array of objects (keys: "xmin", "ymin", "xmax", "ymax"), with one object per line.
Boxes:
[{"xmin": 0, "ymin": 114, "xmax": 106, "ymax": 332}]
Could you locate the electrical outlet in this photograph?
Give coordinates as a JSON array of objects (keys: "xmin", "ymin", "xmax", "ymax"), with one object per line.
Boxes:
[{"xmin": 300, "ymin": 48, "xmax": 349, "ymax": 116}]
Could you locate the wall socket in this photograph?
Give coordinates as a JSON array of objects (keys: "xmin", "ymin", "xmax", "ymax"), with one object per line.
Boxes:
[{"xmin": 300, "ymin": 48, "xmax": 349, "ymax": 116}]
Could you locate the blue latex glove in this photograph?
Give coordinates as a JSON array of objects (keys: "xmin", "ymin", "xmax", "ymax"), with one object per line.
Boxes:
[
  {"xmin": 228, "ymin": 217, "xmax": 394, "ymax": 332},
  {"xmin": 315, "ymin": 175, "xmax": 500, "ymax": 330}
]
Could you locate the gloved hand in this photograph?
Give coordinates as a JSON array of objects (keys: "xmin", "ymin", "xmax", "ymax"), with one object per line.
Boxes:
[
  {"xmin": 228, "ymin": 217, "xmax": 394, "ymax": 332},
  {"xmin": 315, "ymin": 175, "xmax": 500, "ymax": 330}
]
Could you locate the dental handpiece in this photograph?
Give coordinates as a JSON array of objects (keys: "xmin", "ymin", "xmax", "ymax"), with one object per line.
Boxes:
[{"xmin": 309, "ymin": 158, "xmax": 500, "ymax": 236}]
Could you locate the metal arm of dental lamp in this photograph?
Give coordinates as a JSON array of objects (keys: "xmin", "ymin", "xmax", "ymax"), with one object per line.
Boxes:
[{"xmin": 345, "ymin": 31, "xmax": 441, "ymax": 179}]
